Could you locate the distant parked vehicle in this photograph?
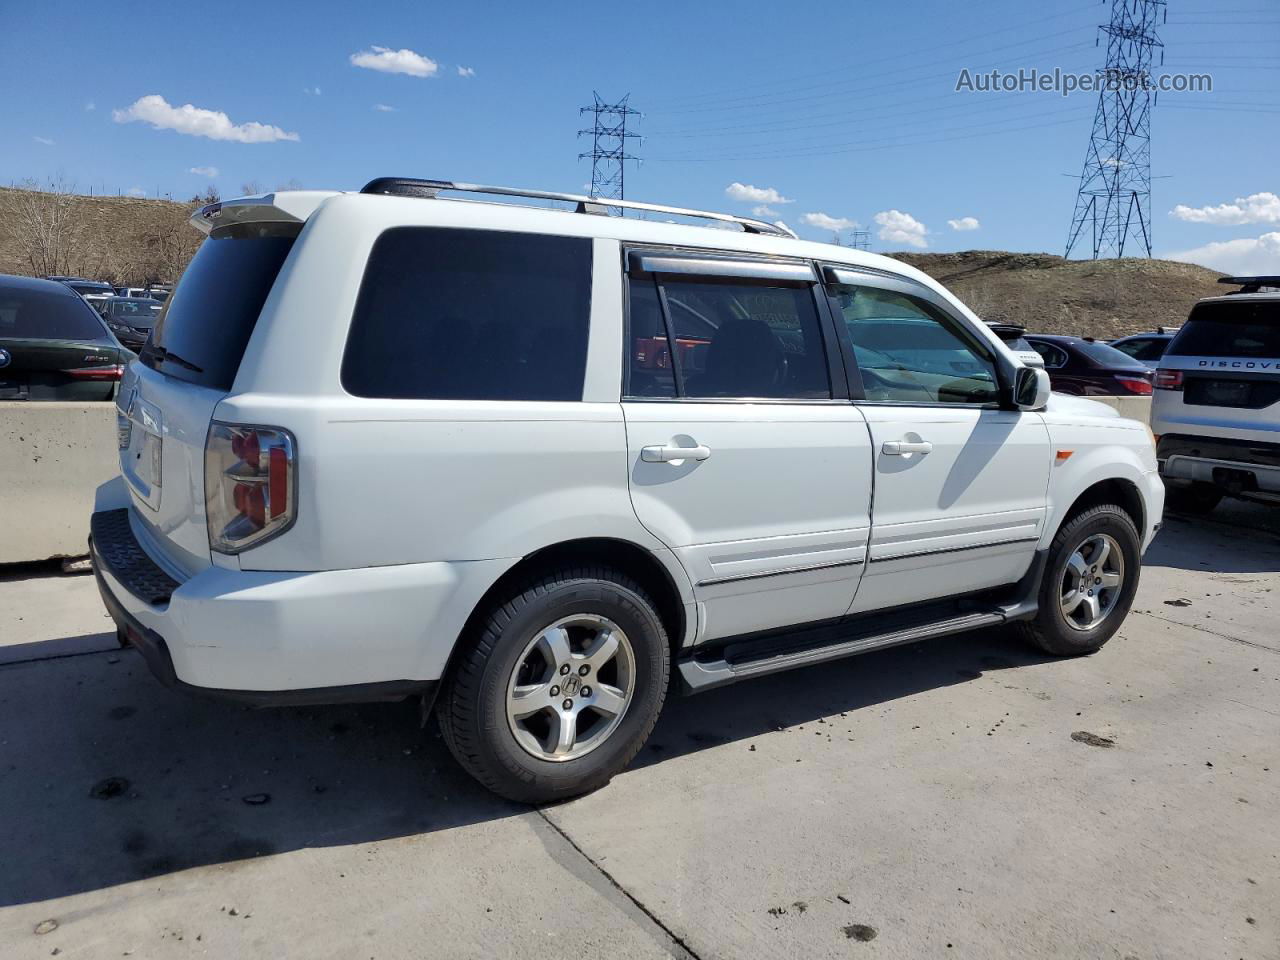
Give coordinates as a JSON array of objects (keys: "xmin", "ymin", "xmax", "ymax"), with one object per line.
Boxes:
[
  {"xmin": 1024, "ymin": 334, "xmax": 1154, "ymax": 396},
  {"xmin": 145, "ymin": 283, "xmax": 174, "ymax": 303},
  {"xmin": 1109, "ymin": 329, "xmax": 1178, "ymax": 368},
  {"xmin": 102, "ymin": 297, "xmax": 164, "ymax": 352},
  {"xmin": 985, "ymin": 322, "xmax": 1044, "ymax": 368},
  {"xmin": 46, "ymin": 276, "xmax": 115, "ymax": 311},
  {"xmin": 0, "ymin": 274, "xmax": 126, "ymax": 400},
  {"xmin": 114, "ymin": 286, "xmax": 151, "ymax": 299}
]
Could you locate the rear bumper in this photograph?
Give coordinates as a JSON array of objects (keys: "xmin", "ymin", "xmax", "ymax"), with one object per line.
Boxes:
[
  {"xmin": 1157, "ymin": 434, "xmax": 1280, "ymax": 494},
  {"xmin": 89, "ymin": 507, "xmax": 512, "ymax": 703}
]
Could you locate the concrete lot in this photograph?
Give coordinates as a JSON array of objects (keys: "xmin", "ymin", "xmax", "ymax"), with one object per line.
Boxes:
[{"xmin": 1, "ymin": 505, "xmax": 1277, "ymax": 959}]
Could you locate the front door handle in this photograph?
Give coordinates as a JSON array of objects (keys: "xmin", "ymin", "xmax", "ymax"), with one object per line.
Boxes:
[
  {"xmin": 641, "ymin": 443, "xmax": 712, "ymax": 463},
  {"xmin": 882, "ymin": 440, "xmax": 933, "ymax": 456}
]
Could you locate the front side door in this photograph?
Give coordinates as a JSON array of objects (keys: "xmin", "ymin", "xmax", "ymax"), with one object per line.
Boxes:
[
  {"xmin": 820, "ymin": 269, "xmax": 1051, "ymax": 614},
  {"xmin": 621, "ymin": 253, "xmax": 873, "ymax": 643}
]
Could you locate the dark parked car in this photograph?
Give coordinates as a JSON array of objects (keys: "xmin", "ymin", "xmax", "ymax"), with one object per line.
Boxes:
[
  {"xmin": 45, "ymin": 276, "xmax": 116, "ymax": 311},
  {"xmin": 1024, "ymin": 334, "xmax": 1154, "ymax": 396},
  {"xmin": 1109, "ymin": 330, "xmax": 1178, "ymax": 368},
  {"xmin": 101, "ymin": 296, "xmax": 164, "ymax": 351},
  {"xmin": 0, "ymin": 274, "xmax": 126, "ymax": 400}
]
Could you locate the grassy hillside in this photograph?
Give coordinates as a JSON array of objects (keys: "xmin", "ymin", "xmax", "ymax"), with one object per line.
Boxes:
[
  {"xmin": 0, "ymin": 187, "xmax": 1224, "ymax": 337},
  {"xmin": 891, "ymin": 250, "xmax": 1224, "ymax": 337},
  {"xmin": 0, "ymin": 186, "xmax": 197, "ymax": 286}
]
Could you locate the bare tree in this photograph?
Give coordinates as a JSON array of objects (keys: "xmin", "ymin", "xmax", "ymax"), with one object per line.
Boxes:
[
  {"xmin": 240, "ymin": 180, "xmax": 265, "ymax": 196},
  {"xmin": 275, "ymin": 177, "xmax": 303, "ymax": 191},
  {"xmin": 6, "ymin": 177, "xmax": 88, "ymax": 277},
  {"xmin": 190, "ymin": 185, "xmax": 220, "ymax": 205}
]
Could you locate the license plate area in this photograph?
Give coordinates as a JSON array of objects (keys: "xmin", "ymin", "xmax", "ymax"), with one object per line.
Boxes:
[{"xmin": 121, "ymin": 391, "xmax": 164, "ymax": 510}]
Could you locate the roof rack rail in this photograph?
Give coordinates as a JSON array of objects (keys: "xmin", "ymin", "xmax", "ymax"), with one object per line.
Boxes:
[
  {"xmin": 1217, "ymin": 275, "xmax": 1280, "ymax": 294},
  {"xmin": 358, "ymin": 177, "xmax": 798, "ymax": 239}
]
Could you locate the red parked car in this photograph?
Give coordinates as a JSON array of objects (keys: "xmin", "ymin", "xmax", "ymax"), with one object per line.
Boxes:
[{"xmin": 1024, "ymin": 334, "xmax": 1154, "ymax": 396}]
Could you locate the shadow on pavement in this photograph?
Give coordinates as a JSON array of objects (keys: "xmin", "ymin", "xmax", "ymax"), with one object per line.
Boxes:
[{"xmin": 0, "ymin": 626, "xmax": 1046, "ymax": 908}]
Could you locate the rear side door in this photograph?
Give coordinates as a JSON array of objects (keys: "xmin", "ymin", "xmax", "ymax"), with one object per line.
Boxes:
[
  {"xmin": 820, "ymin": 267, "xmax": 1051, "ymax": 614},
  {"xmin": 621, "ymin": 251, "xmax": 873, "ymax": 643}
]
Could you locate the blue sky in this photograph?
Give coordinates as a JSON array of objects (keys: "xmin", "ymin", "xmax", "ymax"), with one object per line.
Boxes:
[{"xmin": 2, "ymin": 0, "xmax": 1277, "ymax": 272}]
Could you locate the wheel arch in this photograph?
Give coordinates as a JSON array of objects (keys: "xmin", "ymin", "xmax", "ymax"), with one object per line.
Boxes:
[
  {"xmin": 440, "ymin": 537, "xmax": 693, "ymax": 689},
  {"xmin": 1058, "ymin": 477, "xmax": 1145, "ymax": 535}
]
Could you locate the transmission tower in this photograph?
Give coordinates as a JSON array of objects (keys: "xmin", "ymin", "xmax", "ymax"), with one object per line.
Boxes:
[
  {"xmin": 1065, "ymin": 0, "xmax": 1166, "ymax": 260},
  {"xmin": 850, "ymin": 230, "xmax": 872, "ymax": 251},
  {"xmin": 578, "ymin": 93, "xmax": 641, "ymax": 211}
]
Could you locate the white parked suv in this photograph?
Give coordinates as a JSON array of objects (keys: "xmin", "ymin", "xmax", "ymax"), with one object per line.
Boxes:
[
  {"xmin": 1151, "ymin": 276, "xmax": 1280, "ymax": 514},
  {"xmin": 91, "ymin": 179, "xmax": 1163, "ymax": 802}
]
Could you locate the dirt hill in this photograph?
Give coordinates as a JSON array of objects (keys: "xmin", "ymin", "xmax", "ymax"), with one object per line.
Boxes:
[
  {"xmin": 890, "ymin": 250, "xmax": 1224, "ymax": 338},
  {"xmin": 0, "ymin": 186, "xmax": 197, "ymax": 286},
  {"xmin": 0, "ymin": 188, "xmax": 1224, "ymax": 337}
]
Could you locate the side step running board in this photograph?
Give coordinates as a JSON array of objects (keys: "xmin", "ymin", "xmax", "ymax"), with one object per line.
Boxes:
[{"xmin": 678, "ymin": 610, "xmax": 1007, "ymax": 692}]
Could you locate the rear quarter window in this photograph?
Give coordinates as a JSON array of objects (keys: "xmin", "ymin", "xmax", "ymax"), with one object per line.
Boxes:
[
  {"xmin": 1167, "ymin": 301, "xmax": 1280, "ymax": 358},
  {"xmin": 341, "ymin": 227, "xmax": 593, "ymax": 401}
]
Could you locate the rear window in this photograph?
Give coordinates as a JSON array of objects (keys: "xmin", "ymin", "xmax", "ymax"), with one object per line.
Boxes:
[
  {"xmin": 342, "ymin": 227, "xmax": 592, "ymax": 401},
  {"xmin": 1073, "ymin": 339, "xmax": 1147, "ymax": 367},
  {"xmin": 143, "ymin": 225, "xmax": 296, "ymax": 390},
  {"xmin": 0, "ymin": 286, "xmax": 106, "ymax": 340},
  {"xmin": 1167, "ymin": 301, "xmax": 1280, "ymax": 358}
]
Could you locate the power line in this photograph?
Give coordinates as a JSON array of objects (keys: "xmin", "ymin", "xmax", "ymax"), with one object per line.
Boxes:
[
  {"xmin": 578, "ymin": 93, "xmax": 641, "ymax": 211},
  {"xmin": 1066, "ymin": 0, "xmax": 1166, "ymax": 260}
]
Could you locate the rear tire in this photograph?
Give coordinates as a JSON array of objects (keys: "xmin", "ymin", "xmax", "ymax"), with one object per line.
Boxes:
[
  {"xmin": 437, "ymin": 565, "xmax": 670, "ymax": 804},
  {"xmin": 1015, "ymin": 504, "xmax": 1142, "ymax": 656},
  {"xmin": 1164, "ymin": 481, "xmax": 1223, "ymax": 515}
]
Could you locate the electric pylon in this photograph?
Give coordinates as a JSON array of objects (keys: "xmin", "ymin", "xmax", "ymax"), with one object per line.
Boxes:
[
  {"xmin": 1065, "ymin": 0, "xmax": 1166, "ymax": 259},
  {"xmin": 578, "ymin": 93, "xmax": 641, "ymax": 211}
]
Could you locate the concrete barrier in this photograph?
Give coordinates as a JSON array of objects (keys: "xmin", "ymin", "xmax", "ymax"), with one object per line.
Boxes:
[
  {"xmin": 1087, "ymin": 395, "xmax": 1153, "ymax": 425},
  {"xmin": 1, "ymin": 402, "xmax": 118, "ymax": 564}
]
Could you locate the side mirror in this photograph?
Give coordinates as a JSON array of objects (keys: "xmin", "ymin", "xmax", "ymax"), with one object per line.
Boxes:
[{"xmin": 1013, "ymin": 366, "xmax": 1051, "ymax": 410}]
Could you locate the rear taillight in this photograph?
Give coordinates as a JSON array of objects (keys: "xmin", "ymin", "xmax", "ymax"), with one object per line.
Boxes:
[
  {"xmin": 65, "ymin": 364, "xmax": 124, "ymax": 381},
  {"xmin": 204, "ymin": 423, "xmax": 296, "ymax": 554},
  {"xmin": 1114, "ymin": 375, "xmax": 1153, "ymax": 396},
  {"xmin": 1153, "ymin": 369, "xmax": 1183, "ymax": 390}
]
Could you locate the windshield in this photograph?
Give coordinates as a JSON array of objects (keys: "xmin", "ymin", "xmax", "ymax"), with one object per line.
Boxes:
[
  {"xmin": 144, "ymin": 225, "xmax": 297, "ymax": 389},
  {"xmin": 1167, "ymin": 300, "xmax": 1280, "ymax": 358},
  {"xmin": 111, "ymin": 300, "xmax": 163, "ymax": 321},
  {"xmin": 0, "ymin": 287, "xmax": 108, "ymax": 340}
]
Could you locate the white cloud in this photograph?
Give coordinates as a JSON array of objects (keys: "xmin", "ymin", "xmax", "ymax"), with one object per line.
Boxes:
[
  {"xmin": 302, "ymin": 86, "xmax": 321, "ymax": 96},
  {"xmin": 32, "ymin": 136, "xmax": 54, "ymax": 146},
  {"xmin": 1170, "ymin": 191, "xmax": 1280, "ymax": 226},
  {"xmin": 457, "ymin": 65, "xmax": 475, "ymax": 78},
  {"xmin": 125, "ymin": 187, "xmax": 146, "ymax": 198},
  {"xmin": 751, "ymin": 204, "xmax": 779, "ymax": 218},
  {"xmin": 85, "ymin": 101, "xmax": 95, "ymax": 111},
  {"xmin": 1166, "ymin": 232, "xmax": 1280, "ymax": 275},
  {"xmin": 874, "ymin": 209, "xmax": 929, "ymax": 248},
  {"xmin": 373, "ymin": 103, "xmax": 397, "ymax": 112},
  {"xmin": 801, "ymin": 212, "xmax": 858, "ymax": 232},
  {"xmin": 113, "ymin": 95, "xmax": 299, "ymax": 143},
  {"xmin": 189, "ymin": 165, "xmax": 219, "ymax": 177},
  {"xmin": 948, "ymin": 216, "xmax": 980, "ymax": 231},
  {"xmin": 725, "ymin": 182, "xmax": 792, "ymax": 205},
  {"xmin": 349, "ymin": 46, "xmax": 438, "ymax": 78}
]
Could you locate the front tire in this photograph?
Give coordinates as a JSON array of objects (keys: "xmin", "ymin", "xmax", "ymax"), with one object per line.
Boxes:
[
  {"xmin": 1016, "ymin": 504, "xmax": 1142, "ymax": 656},
  {"xmin": 438, "ymin": 565, "xmax": 670, "ymax": 804}
]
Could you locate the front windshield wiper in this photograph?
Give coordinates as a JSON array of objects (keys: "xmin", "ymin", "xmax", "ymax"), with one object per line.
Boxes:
[{"xmin": 140, "ymin": 343, "xmax": 204, "ymax": 374}]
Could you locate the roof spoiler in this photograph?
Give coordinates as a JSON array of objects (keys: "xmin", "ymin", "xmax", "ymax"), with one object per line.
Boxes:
[
  {"xmin": 1217, "ymin": 275, "xmax": 1280, "ymax": 294},
  {"xmin": 190, "ymin": 191, "xmax": 336, "ymax": 235}
]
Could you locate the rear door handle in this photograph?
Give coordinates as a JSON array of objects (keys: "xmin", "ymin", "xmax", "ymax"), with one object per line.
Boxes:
[
  {"xmin": 641, "ymin": 443, "xmax": 712, "ymax": 463},
  {"xmin": 882, "ymin": 440, "xmax": 933, "ymax": 456}
]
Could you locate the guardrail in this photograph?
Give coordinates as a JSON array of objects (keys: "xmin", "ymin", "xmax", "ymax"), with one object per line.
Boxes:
[{"xmin": 1, "ymin": 402, "xmax": 117, "ymax": 564}]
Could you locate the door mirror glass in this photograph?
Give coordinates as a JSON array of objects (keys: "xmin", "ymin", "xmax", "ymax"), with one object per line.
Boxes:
[{"xmin": 1014, "ymin": 365, "xmax": 1051, "ymax": 410}]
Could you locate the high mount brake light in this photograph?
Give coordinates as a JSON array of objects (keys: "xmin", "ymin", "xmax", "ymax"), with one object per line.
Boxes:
[
  {"xmin": 1153, "ymin": 369, "xmax": 1183, "ymax": 390},
  {"xmin": 205, "ymin": 423, "xmax": 296, "ymax": 554}
]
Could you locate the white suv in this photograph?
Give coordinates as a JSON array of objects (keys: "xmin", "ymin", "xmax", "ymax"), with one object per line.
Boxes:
[
  {"xmin": 91, "ymin": 179, "xmax": 1163, "ymax": 802},
  {"xmin": 1151, "ymin": 277, "xmax": 1280, "ymax": 513}
]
